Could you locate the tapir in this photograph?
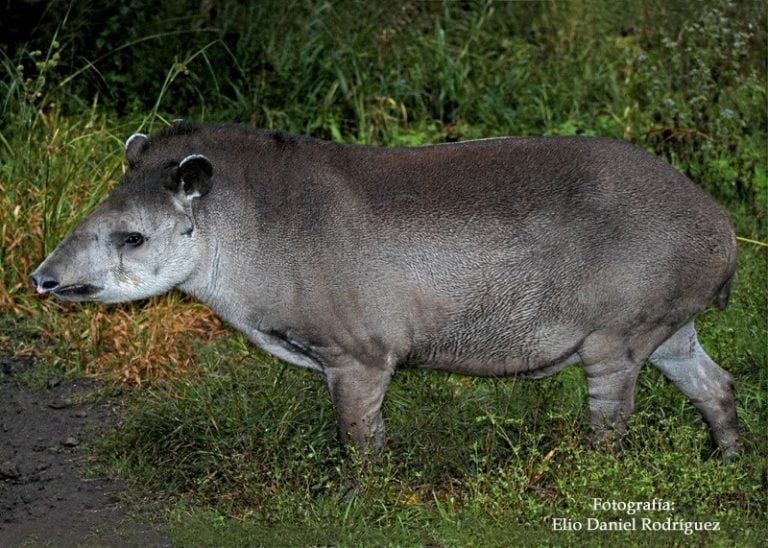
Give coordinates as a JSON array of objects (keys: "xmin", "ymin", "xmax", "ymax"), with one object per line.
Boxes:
[{"xmin": 30, "ymin": 122, "xmax": 739, "ymax": 461}]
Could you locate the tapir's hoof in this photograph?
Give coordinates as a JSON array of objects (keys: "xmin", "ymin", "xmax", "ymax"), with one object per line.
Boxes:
[
  {"xmin": 340, "ymin": 478, "xmax": 361, "ymax": 502},
  {"xmin": 714, "ymin": 443, "xmax": 739, "ymax": 462},
  {"xmin": 587, "ymin": 428, "xmax": 626, "ymax": 454}
]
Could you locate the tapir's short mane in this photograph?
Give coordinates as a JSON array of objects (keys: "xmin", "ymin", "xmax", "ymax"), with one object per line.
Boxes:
[
  {"xmin": 150, "ymin": 121, "xmax": 312, "ymax": 150},
  {"xmin": 154, "ymin": 120, "xmax": 204, "ymax": 140}
]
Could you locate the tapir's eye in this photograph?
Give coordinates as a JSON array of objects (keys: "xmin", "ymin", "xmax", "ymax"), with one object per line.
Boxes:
[{"xmin": 124, "ymin": 233, "xmax": 145, "ymax": 247}]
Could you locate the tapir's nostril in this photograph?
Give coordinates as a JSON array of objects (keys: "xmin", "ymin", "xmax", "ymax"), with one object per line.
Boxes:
[{"xmin": 30, "ymin": 273, "xmax": 59, "ymax": 293}]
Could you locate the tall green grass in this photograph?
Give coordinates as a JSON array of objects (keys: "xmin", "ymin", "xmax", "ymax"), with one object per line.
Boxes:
[
  {"xmin": 0, "ymin": 58, "xmax": 117, "ymax": 314},
  {"xmin": 7, "ymin": 1, "xmax": 765, "ymax": 201},
  {"xmin": 1, "ymin": 0, "xmax": 766, "ymax": 544}
]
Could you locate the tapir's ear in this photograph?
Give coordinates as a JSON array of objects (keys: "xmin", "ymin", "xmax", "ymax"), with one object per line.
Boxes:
[
  {"xmin": 173, "ymin": 154, "xmax": 213, "ymax": 199},
  {"xmin": 125, "ymin": 133, "xmax": 149, "ymax": 166}
]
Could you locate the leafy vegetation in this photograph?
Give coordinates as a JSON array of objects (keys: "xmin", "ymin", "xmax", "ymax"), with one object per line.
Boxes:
[{"xmin": 1, "ymin": 0, "xmax": 765, "ymax": 545}]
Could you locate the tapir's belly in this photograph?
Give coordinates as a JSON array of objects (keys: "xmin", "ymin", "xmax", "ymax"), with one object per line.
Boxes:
[
  {"xmin": 413, "ymin": 350, "xmax": 583, "ymax": 378},
  {"xmin": 410, "ymin": 317, "xmax": 586, "ymax": 377}
]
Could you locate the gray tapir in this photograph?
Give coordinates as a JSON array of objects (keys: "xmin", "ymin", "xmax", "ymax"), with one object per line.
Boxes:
[{"xmin": 31, "ymin": 122, "xmax": 739, "ymax": 461}]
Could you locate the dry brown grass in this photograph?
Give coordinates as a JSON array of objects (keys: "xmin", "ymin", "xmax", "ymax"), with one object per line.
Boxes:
[
  {"xmin": 83, "ymin": 299, "xmax": 227, "ymax": 384},
  {"xmin": 20, "ymin": 297, "xmax": 228, "ymax": 384}
]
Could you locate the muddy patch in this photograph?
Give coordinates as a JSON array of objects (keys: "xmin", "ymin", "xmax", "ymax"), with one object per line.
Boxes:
[{"xmin": 0, "ymin": 355, "xmax": 169, "ymax": 547}]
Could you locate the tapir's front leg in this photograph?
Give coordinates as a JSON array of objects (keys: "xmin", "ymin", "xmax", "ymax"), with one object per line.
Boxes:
[{"xmin": 324, "ymin": 358, "xmax": 393, "ymax": 459}]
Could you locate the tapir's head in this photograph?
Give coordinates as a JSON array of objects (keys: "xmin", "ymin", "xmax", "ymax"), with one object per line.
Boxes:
[{"xmin": 30, "ymin": 133, "xmax": 213, "ymax": 303}]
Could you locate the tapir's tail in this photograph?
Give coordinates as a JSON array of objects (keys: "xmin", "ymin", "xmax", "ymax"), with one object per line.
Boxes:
[{"xmin": 717, "ymin": 272, "xmax": 735, "ymax": 311}]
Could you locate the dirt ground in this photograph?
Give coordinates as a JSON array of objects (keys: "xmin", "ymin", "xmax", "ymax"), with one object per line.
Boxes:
[{"xmin": 0, "ymin": 355, "xmax": 169, "ymax": 547}]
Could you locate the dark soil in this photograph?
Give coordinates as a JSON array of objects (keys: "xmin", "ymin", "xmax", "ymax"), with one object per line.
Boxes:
[{"xmin": 0, "ymin": 355, "xmax": 169, "ymax": 547}]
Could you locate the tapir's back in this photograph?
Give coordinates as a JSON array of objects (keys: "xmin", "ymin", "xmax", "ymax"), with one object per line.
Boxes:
[
  {"xmin": 326, "ymin": 135, "xmax": 736, "ymax": 306},
  {"xmin": 335, "ymin": 136, "xmax": 730, "ymax": 237}
]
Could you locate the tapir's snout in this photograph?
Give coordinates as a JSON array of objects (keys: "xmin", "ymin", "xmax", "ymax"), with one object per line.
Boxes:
[
  {"xmin": 29, "ymin": 228, "xmax": 110, "ymax": 301},
  {"xmin": 29, "ymin": 264, "xmax": 103, "ymax": 301}
]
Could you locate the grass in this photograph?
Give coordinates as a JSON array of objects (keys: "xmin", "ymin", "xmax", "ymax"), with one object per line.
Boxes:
[
  {"xmin": 1, "ymin": 0, "xmax": 766, "ymax": 545},
  {"xmin": 101, "ymin": 240, "xmax": 766, "ymax": 545}
]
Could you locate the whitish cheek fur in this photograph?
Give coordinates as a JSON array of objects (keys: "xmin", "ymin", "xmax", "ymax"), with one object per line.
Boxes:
[{"xmin": 105, "ymin": 243, "xmax": 198, "ymax": 302}]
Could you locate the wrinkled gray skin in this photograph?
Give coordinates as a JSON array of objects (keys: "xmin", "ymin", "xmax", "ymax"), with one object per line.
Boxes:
[{"xmin": 31, "ymin": 122, "xmax": 739, "ymax": 462}]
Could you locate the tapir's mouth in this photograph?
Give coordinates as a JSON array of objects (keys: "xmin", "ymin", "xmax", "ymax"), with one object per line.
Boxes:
[{"xmin": 53, "ymin": 284, "xmax": 102, "ymax": 301}]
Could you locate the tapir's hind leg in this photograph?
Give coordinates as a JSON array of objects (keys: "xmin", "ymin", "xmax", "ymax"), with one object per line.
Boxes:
[
  {"xmin": 579, "ymin": 326, "xmax": 676, "ymax": 446},
  {"xmin": 649, "ymin": 321, "xmax": 739, "ymax": 458}
]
